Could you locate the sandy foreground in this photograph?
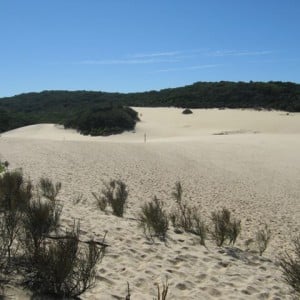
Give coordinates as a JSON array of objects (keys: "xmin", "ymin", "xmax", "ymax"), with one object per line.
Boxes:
[{"xmin": 0, "ymin": 108, "xmax": 299, "ymax": 299}]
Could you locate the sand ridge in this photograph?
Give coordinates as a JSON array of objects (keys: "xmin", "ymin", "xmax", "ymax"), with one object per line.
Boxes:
[{"xmin": 0, "ymin": 108, "xmax": 299, "ymax": 299}]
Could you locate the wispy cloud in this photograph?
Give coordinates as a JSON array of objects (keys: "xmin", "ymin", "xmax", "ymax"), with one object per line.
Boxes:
[
  {"xmin": 207, "ymin": 50, "xmax": 273, "ymax": 57},
  {"xmin": 154, "ymin": 64, "xmax": 221, "ymax": 73},
  {"xmin": 130, "ymin": 51, "xmax": 181, "ymax": 58},
  {"xmin": 78, "ymin": 58, "xmax": 179, "ymax": 65},
  {"xmin": 75, "ymin": 48, "xmax": 273, "ymax": 66}
]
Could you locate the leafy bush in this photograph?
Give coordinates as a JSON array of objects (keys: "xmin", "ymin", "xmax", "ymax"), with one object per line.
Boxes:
[
  {"xmin": 210, "ymin": 208, "xmax": 241, "ymax": 247},
  {"xmin": 0, "ymin": 160, "xmax": 9, "ymax": 174},
  {"xmin": 97, "ymin": 180, "xmax": 128, "ymax": 217},
  {"xmin": 0, "ymin": 170, "xmax": 32, "ymax": 212},
  {"xmin": 255, "ymin": 224, "xmax": 271, "ymax": 256},
  {"xmin": 0, "ymin": 171, "xmax": 32, "ymax": 262},
  {"xmin": 280, "ymin": 235, "xmax": 300, "ymax": 295},
  {"xmin": 139, "ymin": 197, "xmax": 169, "ymax": 241}
]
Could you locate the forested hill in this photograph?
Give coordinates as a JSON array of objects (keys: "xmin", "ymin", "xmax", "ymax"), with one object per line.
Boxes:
[{"xmin": 0, "ymin": 81, "xmax": 299, "ymax": 134}]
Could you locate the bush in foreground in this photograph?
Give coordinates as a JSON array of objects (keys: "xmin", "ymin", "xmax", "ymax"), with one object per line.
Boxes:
[
  {"xmin": 0, "ymin": 170, "xmax": 105, "ymax": 298},
  {"xmin": 280, "ymin": 235, "xmax": 300, "ymax": 295},
  {"xmin": 25, "ymin": 224, "xmax": 105, "ymax": 298}
]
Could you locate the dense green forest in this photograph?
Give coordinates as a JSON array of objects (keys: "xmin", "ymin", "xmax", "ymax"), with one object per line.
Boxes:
[{"xmin": 0, "ymin": 81, "xmax": 299, "ymax": 135}]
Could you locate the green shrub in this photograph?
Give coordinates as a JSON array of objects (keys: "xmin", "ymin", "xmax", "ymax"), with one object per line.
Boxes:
[
  {"xmin": 170, "ymin": 182, "xmax": 207, "ymax": 245},
  {"xmin": 211, "ymin": 208, "xmax": 241, "ymax": 247},
  {"xmin": 0, "ymin": 165, "xmax": 4, "ymax": 174},
  {"xmin": 99, "ymin": 180, "xmax": 128, "ymax": 217},
  {"xmin": 139, "ymin": 197, "xmax": 169, "ymax": 241},
  {"xmin": 280, "ymin": 235, "xmax": 300, "ymax": 295},
  {"xmin": 228, "ymin": 219, "xmax": 241, "ymax": 246},
  {"xmin": 191, "ymin": 211, "xmax": 207, "ymax": 246},
  {"xmin": 23, "ymin": 196, "xmax": 62, "ymax": 257},
  {"xmin": 0, "ymin": 171, "xmax": 32, "ymax": 262},
  {"xmin": 0, "ymin": 160, "xmax": 8, "ymax": 174},
  {"xmin": 182, "ymin": 108, "xmax": 193, "ymax": 114}
]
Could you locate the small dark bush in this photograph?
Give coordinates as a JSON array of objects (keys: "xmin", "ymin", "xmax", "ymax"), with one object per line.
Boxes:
[
  {"xmin": 170, "ymin": 209, "xmax": 207, "ymax": 246},
  {"xmin": 0, "ymin": 170, "xmax": 32, "ymax": 211},
  {"xmin": 211, "ymin": 208, "xmax": 241, "ymax": 247},
  {"xmin": 154, "ymin": 278, "xmax": 169, "ymax": 300},
  {"xmin": 38, "ymin": 177, "xmax": 61, "ymax": 202},
  {"xmin": 171, "ymin": 181, "xmax": 193, "ymax": 231},
  {"xmin": 92, "ymin": 192, "xmax": 108, "ymax": 212},
  {"xmin": 182, "ymin": 108, "xmax": 193, "ymax": 114},
  {"xmin": 191, "ymin": 211, "xmax": 207, "ymax": 246},
  {"xmin": 64, "ymin": 106, "xmax": 139, "ymax": 136},
  {"xmin": 170, "ymin": 182, "xmax": 207, "ymax": 245},
  {"xmin": 139, "ymin": 196, "xmax": 169, "ymax": 241},
  {"xmin": 99, "ymin": 180, "xmax": 128, "ymax": 217},
  {"xmin": 280, "ymin": 235, "xmax": 300, "ymax": 295},
  {"xmin": 228, "ymin": 219, "xmax": 241, "ymax": 246},
  {"xmin": 0, "ymin": 171, "xmax": 32, "ymax": 262},
  {"xmin": 0, "ymin": 160, "xmax": 9, "ymax": 173}
]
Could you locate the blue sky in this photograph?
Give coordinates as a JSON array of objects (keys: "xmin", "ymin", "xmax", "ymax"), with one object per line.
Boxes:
[{"xmin": 0, "ymin": 0, "xmax": 299, "ymax": 97}]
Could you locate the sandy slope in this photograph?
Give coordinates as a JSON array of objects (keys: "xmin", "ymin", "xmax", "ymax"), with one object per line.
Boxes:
[{"xmin": 0, "ymin": 108, "xmax": 299, "ymax": 299}]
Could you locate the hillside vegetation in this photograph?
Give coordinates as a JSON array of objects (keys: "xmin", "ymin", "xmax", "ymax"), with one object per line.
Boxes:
[{"xmin": 0, "ymin": 81, "xmax": 299, "ymax": 134}]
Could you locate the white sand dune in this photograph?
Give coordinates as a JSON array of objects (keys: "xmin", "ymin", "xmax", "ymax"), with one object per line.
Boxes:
[
  {"xmin": 0, "ymin": 108, "xmax": 299, "ymax": 299},
  {"xmin": 2, "ymin": 108, "xmax": 300, "ymax": 142}
]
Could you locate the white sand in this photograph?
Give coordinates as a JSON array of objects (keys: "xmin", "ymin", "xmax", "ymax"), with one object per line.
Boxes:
[{"xmin": 0, "ymin": 108, "xmax": 299, "ymax": 299}]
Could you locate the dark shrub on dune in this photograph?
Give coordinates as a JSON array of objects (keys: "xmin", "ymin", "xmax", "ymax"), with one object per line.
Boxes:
[
  {"xmin": 64, "ymin": 106, "xmax": 139, "ymax": 136},
  {"xmin": 182, "ymin": 108, "xmax": 193, "ymax": 114}
]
